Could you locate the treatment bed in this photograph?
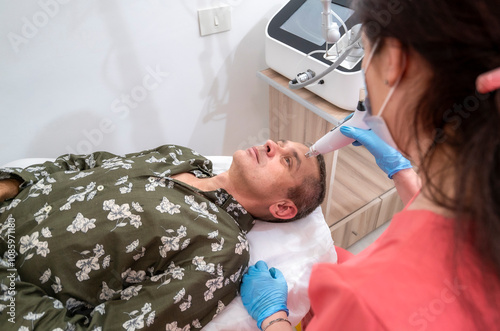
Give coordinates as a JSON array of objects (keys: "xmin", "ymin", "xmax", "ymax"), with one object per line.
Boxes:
[{"xmin": 1, "ymin": 156, "xmax": 337, "ymax": 331}]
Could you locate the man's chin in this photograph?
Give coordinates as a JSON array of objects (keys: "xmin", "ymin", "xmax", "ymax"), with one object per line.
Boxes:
[
  {"xmin": 229, "ymin": 150, "xmax": 246, "ymax": 168},
  {"xmin": 233, "ymin": 149, "xmax": 253, "ymax": 162}
]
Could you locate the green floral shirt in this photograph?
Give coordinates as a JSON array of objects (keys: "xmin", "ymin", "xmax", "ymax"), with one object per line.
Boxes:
[{"xmin": 0, "ymin": 145, "xmax": 254, "ymax": 330}]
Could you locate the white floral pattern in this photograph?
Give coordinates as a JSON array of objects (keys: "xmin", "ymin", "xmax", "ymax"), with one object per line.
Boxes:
[
  {"xmin": 173, "ymin": 288, "xmax": 192, "ymax": 312},
  {"xmin": 146, "ymin": 156, "xmax": 167, "ymax": 163},
  {"xmin": 33, "ymin": 203, "xmax": 52, "ymax": 224},
  {"xmin": 0, "ymin": 145, "xmax": 254, "ymax": 330},
  {"xmin": 24, "ymin": 177, "xmax": 53, "ymax": 201},
  {"xmin": 75, "ymin": 244, "xmax": 106, "ymax": 281},
  {"xmin": 185, "ymin": 196, "xmax": 218, "ymax": 223},
  {"xmin": 122, "ymin": 302, "xmax": 155, "ymax": 331},
  {"xmin": 70, "ymin": 171, "xmax": 94, "ymax": 180},
  {"xmin": 60, "ymin": 182, "xmax": 97, "ymax": 211},
  {"xmin": 156, "ymin": 197, "xmax": 181, "ymax": 215},
  {"xmin": 159, "ymin": 225, "xmax": 190, "ymax": 258},
  {"xmin": 208, "ymin": 230, "xmax": 225, "ymax": 252},
  {"xmin": 103, "ymin": 199, "xmax": 143, "ymax": 231},
  {"xmin": 66, "ymin": 213, "xmax": 96, "ymax": 234},
  {"xmin": 19, "ymin": 230, "xmax": 50, "ymax": 266},
  {"xmin": 145, "ymin": 176, "xmax": 168, "ymax": 191}
]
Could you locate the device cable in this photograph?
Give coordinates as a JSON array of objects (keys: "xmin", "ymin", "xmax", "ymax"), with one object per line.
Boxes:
[{"xmin": 289, "ymin": 29, "xmax": 362, "ymax": 90}]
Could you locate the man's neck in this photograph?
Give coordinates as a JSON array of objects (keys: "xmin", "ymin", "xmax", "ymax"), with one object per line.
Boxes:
[
  {"xmin": 171, "ymin": 172, "xmax": 228, "ymax": 192},
  {"xmin": 171, "ymin": 172, "xmax": 271, "ymax": 220}
]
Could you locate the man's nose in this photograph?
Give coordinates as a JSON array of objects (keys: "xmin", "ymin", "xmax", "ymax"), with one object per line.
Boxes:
[{"xmin": 265, "ymin": 140, "xmax": 278, "ymax": 157}]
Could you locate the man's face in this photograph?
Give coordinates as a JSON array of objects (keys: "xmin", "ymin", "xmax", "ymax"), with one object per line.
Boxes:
[{"xmin": 230, "ymin": 140, "xmax": 320, "ymax": 202}]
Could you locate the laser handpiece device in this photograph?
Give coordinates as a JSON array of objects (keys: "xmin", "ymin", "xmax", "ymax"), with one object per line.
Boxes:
[{"xmin": 305, "ymin": 88, "xmax": 369, "ymax": 158}]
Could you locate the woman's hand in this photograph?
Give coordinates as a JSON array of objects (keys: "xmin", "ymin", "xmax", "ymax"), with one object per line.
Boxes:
[
  {"xmin": 240, "ymin": 260, "xmax": 289, "ymax": 330},
  {"xmin": 340, "ymin": 126, "xmax": 420, "ymax": 204},
  {"xmin": 340, "ymin": 126, "xmax": 412, "ymax": 178}
]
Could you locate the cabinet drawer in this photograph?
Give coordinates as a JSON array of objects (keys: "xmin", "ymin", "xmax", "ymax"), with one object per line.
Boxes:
[
  {"xmin": 376, "ymin": 187, "xmax": 404, "ymax": 228},
  {"xmin": 330, "ymin": 199, "xmax": 381, "ymax": 248}
]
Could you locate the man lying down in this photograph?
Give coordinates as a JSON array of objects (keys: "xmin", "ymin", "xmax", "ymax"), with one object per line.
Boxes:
[{"xmin": 0, "ymin": 140, "xmax": 326, "ymax": 330}]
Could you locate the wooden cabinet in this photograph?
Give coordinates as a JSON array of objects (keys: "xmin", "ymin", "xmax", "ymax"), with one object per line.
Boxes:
[{"xmin": 258, "ymin": 69, "xmax": 404, "ymax": 249}]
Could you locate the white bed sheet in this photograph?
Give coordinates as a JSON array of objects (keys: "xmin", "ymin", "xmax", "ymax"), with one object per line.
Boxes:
[
  {"xmin": 2, "ymin": 156, "xmax": 337, "ymax": 330},
  {"xmin": 203, "ymin": 157, "xmax": 337, "ymax": 331}
]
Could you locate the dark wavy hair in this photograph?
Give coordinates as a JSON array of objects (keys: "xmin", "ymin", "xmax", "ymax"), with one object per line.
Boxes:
[
  {"xmin": 355, "ymin": 0, "xmax": 500, "ymax": 323},
  {"xmin": 287, "ymin": 153, "xmax": 327, "ymax": 221},
  {"xmin": 264, "ymin": 152, "xmax": 326, "ymax": 223}
]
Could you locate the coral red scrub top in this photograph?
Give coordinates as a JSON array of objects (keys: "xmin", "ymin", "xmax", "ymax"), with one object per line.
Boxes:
[{"xmin": 307, "ymin": 208, "xmax": 500, "ymax": 330}]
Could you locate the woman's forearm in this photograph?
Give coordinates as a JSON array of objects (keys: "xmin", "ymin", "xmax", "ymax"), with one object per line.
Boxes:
[{"xmin": 392, "ymin": 168, "xmax": 421, "ymax": 206}]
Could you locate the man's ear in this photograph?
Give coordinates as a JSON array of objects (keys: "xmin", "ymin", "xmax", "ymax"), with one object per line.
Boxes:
[{"xmin": 269, "ymin": 200, "xmax": 298, "ymax": 220}]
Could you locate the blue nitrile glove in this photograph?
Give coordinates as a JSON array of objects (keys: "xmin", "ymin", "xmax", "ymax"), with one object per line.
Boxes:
[
  {"xmin": 340, "ymin": 126, "xmax": 412, "ymax": 179},
  {"xmin": 240, "ymin": 260, "xmax": 289, "ymax": 330}
]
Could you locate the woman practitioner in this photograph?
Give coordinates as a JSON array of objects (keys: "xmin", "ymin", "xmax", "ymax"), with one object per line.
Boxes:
[{"xmin": 240, "ymin": 0, "xmax": 500, "ymax": 329}]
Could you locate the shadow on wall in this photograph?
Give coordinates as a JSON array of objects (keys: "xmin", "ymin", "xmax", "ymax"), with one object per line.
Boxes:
[
  {"xmin": 189, "ymin": 15, "xmax": 272, "ymax": 155},
  {"xmin": 26, "ymin": 111, "xmax": 119, "ymax": 158},
  {"xmin": 26, "ymin": 0, "xmax": 166, "ymax": 158},
  {"xmin": 96, "ymin": 0, "xmax": 165, "ymax": 152}
]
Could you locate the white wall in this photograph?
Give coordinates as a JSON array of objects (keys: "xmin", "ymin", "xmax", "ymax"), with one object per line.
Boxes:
[{"xmin": 0, "ymin": 0, "xmax": 287, "ymax": 165}]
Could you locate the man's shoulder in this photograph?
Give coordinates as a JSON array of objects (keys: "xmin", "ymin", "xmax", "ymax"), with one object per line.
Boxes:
[
  {"xmin": 125, "ymin": 145, "xmax": 208, "ymax": 163},
  {"xmin": 130, "ymin": 144, "xmax": 203, "ymax": 157}
]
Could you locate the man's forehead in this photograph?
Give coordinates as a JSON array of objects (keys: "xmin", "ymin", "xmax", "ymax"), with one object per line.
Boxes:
[
  {"xmin": 279, "ymin": 139, "xmax": 306, "ymax": 149},
  {"xmin": 280, "ymin": 140, "xmax": 319, "ymax": 175},
  {"xmin": 282, "ymin": 140, "xmax": 312, "ymax": 156}
]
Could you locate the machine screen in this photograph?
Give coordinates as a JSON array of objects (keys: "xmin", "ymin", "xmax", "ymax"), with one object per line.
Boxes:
[{"xmin": 280, "ymin": 0, "xmax": 354, "ymax": 46}]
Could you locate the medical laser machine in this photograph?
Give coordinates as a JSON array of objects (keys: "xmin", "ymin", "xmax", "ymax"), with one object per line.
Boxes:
[
  {"xmin": 265, "ymin": 0, "xmax": 364, "ymax": 110},
  {"xmin": 266, "ymin": 0, "xmax": 371, "ymax": 157}
]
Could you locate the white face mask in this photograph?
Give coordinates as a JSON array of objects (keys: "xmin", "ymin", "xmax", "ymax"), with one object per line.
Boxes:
[{"xmin": 362, "ymin": 39, "xmax": 405, "ymax": 150}]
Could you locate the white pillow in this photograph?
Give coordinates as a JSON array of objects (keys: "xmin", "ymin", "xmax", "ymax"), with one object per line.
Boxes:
[
  {"xmin": 2, "ymin": 158, "xmax": 55, "ymax": 168},
  {"xmin": 203, "ymin": 157, "xmax": 337, "ymax": 331},
  {"xmin": 2, "ymin": 156, "xmax": 337, "ymax": 330}
]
